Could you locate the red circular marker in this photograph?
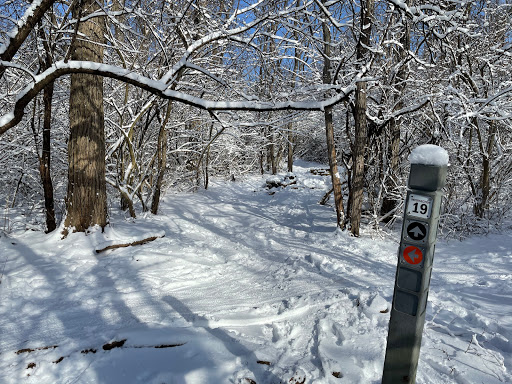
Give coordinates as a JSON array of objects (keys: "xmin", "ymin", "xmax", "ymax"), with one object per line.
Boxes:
[{"xmin": 403, "ymin": 246, "xmax": 423, "ymax": 265}]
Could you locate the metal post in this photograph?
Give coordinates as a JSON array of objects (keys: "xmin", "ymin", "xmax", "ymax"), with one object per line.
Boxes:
[{"xmin": 382, "ymin": 146, "xmax": 448, "ymax": 383}]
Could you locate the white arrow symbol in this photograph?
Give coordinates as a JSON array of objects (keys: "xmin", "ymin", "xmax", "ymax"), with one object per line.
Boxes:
[
  {"xmin": 409, "ymin": 225, "xmax": 425, "ymax": 238},
  {"xmin": 407, "ymin": 249, "xmax": 422, "ymax": 263}
]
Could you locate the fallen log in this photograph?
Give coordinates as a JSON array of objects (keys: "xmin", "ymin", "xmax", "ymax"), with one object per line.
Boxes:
[{"xmin": 95, "ymin": 235, "xmax": 164, "ymax": 254}]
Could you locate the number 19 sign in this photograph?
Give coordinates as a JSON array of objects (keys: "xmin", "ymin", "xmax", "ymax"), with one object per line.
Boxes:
[
  {"xmin": 382, "ymin": 145, "xmax": 448, "ymax": 384},
  {"xmin": 406, "ymin": 194, "xmax": 432, "ymax": 219}
]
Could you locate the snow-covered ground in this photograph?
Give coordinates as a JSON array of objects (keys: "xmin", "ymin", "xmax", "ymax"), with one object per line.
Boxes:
[{"xmin": 0, "ymin": 161, "xmax": 510, "ymax": 384}]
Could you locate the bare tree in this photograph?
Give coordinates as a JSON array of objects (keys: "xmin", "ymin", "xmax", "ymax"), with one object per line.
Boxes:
[
  {"xmin": 348, "ymin": 0, "xmax": 374, "ymax": 236},
  {"xmin": 380, "ymin": 0, "xmax": 411, "ymax": 222},
  {"xmin": 36, "ymin": 18, "xmax": 57, "ymax": 232},
  {"xmin": 64, "ymin": 0, "xmax": 107, "ymax": 232},
  {"xmin": 322, "ymin": 0, "xmax": 345, "ymax": 229}
]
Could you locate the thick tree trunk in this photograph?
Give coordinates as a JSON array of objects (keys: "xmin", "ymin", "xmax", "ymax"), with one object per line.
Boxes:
[
  {"xmin": 64, "ymin": 1, "xmax": 107, "ymax": 232},
  {"xmin": 350, "ymin": 81, "xmax": 367, "ymax": 236},
  {"xmin": 348, "ymin": 0, "xmax": 374, "ymax": 236}
]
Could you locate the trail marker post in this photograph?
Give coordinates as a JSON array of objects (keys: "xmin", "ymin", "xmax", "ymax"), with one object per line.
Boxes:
[{"xmin": 382, "ymin": 145, "xmax": 448, "ymax": 384}]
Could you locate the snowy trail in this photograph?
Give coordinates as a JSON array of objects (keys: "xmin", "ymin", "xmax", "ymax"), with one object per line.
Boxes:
[{"xmin": 0, "ymin": 162, "xmax": 511, "ymax": 383}]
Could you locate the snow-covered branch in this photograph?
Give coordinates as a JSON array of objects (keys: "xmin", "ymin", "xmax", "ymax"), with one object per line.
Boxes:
[
  {"xmin": 0, "ymin": 60, "xmax": 358, "ymax": 135},
  {"xmin": 0, "ymin": 0, "xmax": 55, "ymax": 68}
]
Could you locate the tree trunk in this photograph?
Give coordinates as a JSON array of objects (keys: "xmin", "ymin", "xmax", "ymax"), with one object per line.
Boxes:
[
  {"xmin": 350, "ymin": 81, "xmax": 368, "ymax": 236},
  {"xmin": 380, "ymin": 117, "xmax": 400, "ymax": 221},
  {"xmin": 287, "ymin": 122, "xmax": 294, "ymax": 172},
  {"xmin": 151, "ymin": 101, "xmax": 172, "ymax": 215},
  {"xmin": 40, "ymin": 82, "xmax": 56, "ymax": 232},
  {"xmin": 380, "ymin": 0, "xmax": 410, "ymax": 221},
  {"xmin": 322, "ymin": 2, "xmax": 345, "ymax": 229},
  {"xmin": 325, "ymin": 106, "xmax": 346, "ymax": 228},
  {"xmin": 474, "ymin": 120, "xmax": 496, "ymax": 218},
  {"xmin": 204, "ymin": 122, "xmax": 214, "ymax": 189},
  {"xmin": 150, "ymin": 125, "xmax": 167, "ymax": 214},
  {"xmin": 112, "ymin": 0, "xmax": 132, "ymax": 213},
  {"xmin": 270, "ymin": 136, "xmax": 277, "ymax": 175},
  {"xmin": 287, "ymin": 1, "xmax": 301, "ymax": 174},
  {"xmin": 348, "ymin": 0, "xmax": 374, "ymax": 236},
  {"xmin": 36, "ymin": 20, "xmax": 57, "ymax": 233},
  {"xmin": 64, "ymin": 0, "xmax": 107, "ymax": 232}
]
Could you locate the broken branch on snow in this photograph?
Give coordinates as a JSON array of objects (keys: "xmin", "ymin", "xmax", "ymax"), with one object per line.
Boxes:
[{"xmin": 95, "ymin": 234, "xmax": 164, "ymax": 254}]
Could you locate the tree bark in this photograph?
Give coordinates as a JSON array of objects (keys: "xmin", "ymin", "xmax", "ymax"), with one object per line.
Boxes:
[
  {"xmin": 287, "ymin": 122, "xmax": 294, "ymax": 172},
  {"xmin": 380, "ymin": 116, "xmax": 400, "ymax": 220},
  {"xmin": 348, "ymin": 0, "xmax": 374, "ymax": 236},
  {"xmin": 380, "ymin": 0, "xmax": 411, "ymax": 221},
  {"xmin": 322, "ymin": 1, "xmax": 345, "ymax": 229},
  {"xmin": 151, "ymin": 102, "xmax": 172, "ymax": 215},
  {"xmin": 287, "ymin": 17, "xmax": 300, "ymax": 174},
  {"xmin": 474, "ymin": 120, "xmax": 496, "ymax": 218},
  {"xmin": 112, "ymin": 0, "xmax": 132, "ymax": 214},
  {"xmin": 350, "ymin": 82, "xmax": 367, "ymax": 236},
  {"xmin": 325, "ymin": 106, "xmax": 346, "ymax": 228},
  {"xmin": 270, "ymin": 134, "xmax": 277, "ymax": 175},
  {"xmin": 64, "ymin": 0, "xmax": 107, "ymax": 232},
  {"xmin": 36, "ymin": 19, "xmax": 57, "ymax": 233},
  {"xmin": 41, "ymin": 82, "xmax": 56, "ymax": 233}
]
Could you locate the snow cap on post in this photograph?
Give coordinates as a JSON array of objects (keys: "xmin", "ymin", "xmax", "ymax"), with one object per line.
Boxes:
[
  {"xmin": 408, "ymin": 144, "xmax": 448, "ymax": 192},
  {"xmin": 408, "ymin": 144, "xmax": 449, "ymax": 166}
]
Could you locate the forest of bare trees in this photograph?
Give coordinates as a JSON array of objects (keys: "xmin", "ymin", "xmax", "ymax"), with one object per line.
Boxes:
[{"xmin": 0, "ymin": 0, "xmax": 511, "ymax": 237}]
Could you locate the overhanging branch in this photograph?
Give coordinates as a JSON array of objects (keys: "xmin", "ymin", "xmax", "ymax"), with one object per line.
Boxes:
[
  {"xmin": 0, "ymin": 60, "xmax": 357, "ymax": 135},
  {"xmin": 0, "ymin": 0, "xmax": 56, "ymax": 78}
]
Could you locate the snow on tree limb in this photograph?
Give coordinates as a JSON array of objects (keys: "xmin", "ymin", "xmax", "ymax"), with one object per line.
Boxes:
[
  {"xmin": 0, "ymin": 0, "xmax": 55, "ymax": 73},
  {"xmin": 0, "ymin": 60, "xmax": 359, "ymax": 135}
]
